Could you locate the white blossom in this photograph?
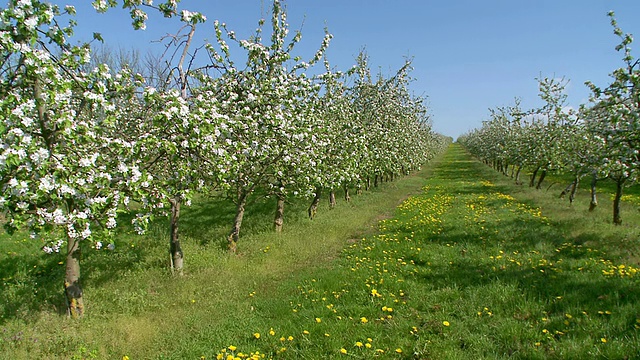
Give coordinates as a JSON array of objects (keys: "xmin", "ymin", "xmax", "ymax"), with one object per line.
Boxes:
[
  {"xmin": 106, "ymin": 217, "xmax": 116, "ymax": 229},
  {"xmin": 23, "ymin": 17, "xmax": 38, "ymax": 29}
]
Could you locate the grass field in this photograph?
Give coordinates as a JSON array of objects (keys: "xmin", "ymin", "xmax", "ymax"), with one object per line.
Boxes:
[{"xmin": 1, "ymin": 143, "xmax": 639, "ymax": 359}]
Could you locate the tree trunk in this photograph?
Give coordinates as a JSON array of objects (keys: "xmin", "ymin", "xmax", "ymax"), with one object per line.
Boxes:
[
  {"xmin": 65, "ymin": 235, "xmax": 83, "ymax": 318},
  {"xmin": 374, "ymin": 174, "xmax": 379, "ymax": 187},
  {"xmin": 274, "ymin": 193, "xmax": 285, "ymax": 232},
  {"xmin": 329, "ymin": 190, "xmax": 336, "ymax": 209},
  {"xmin": 510, "ymin": 165, "xmax": 515, "ymax": 178},
  {"xmin": 569, "ymin": 176, "xmax": 579, "ymax": 204},
  {"xmin": 589, "ymin": 171, "xmax": 598, "ymax": 212},
  {"xmin": 529, "ymin": 166, "xmax": 539, "ymax": 187},
  {"xmin": 228, "ymin": 190, "xmax": 248, "ymax": 253},
  {"xmin": 515, "ymin": 166, "xmax": 522, "ymax": 185},
  {"xmin": 613, "ymin": 179, "xmax": 624, "ymax": 225},
  {"xmin": 168, "ymin": 197, "xmax": 184, "ymax": 275},
  {"xmin": 344, "ymin": 185, "xmax": 351, "ymax": 202},
  {"xmin": 559, "ymin": 180, "xmax": 575, "ymax": 199},
  {"xmin": 308, "ymin": 187, "xmax": 321, "ymax": 220},
  {"xmin": 535, "ymin": 170, "xmax": 547, "ymax": 190},
  {"xmin": 365, "ymin": 177, "xmax": 371, "ymax": 191}
]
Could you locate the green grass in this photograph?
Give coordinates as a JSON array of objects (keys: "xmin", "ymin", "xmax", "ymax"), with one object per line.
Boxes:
[{"xmin": 1, "ymin": 144, "xmax": 639, "ymax": 359}]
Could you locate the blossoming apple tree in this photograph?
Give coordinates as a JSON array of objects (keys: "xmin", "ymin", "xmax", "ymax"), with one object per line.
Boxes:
[{"xmin": 0, "ymin": 0, "xmax": 155, "ymax": 317}]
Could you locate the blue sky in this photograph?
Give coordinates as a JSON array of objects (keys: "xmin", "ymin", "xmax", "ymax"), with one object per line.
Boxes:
[{"xmin": 41, "ymin": 1, "xmax": 640, "ymax": 139}]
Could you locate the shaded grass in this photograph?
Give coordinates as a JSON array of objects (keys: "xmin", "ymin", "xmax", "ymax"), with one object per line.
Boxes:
[{"xmin": 1, "ymin": 144, "xmax": 639, "ymax": 359}]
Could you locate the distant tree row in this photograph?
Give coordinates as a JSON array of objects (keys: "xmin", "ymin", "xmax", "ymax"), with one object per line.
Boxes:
[
  {"xmin": 0, "ymin": 0, "xmax": 449, "ymax": 317},
  {"xmin": 459, "ymin": 12, "xmax": 639, "ymax": 227}
]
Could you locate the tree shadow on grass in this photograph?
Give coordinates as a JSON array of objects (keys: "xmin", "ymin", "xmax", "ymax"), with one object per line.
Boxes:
[{"xmin": 0, "ymin": 251, "xmax": 66, "ymax": 323}]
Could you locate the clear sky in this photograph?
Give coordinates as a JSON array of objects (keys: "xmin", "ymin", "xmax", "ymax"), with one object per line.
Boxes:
[{"xmin": 32, "ymin": 1, "xmax": 640, "ymax": 139}]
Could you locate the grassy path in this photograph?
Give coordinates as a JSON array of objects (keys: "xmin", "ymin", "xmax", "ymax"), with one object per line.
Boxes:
[
  {"xmin": 2, "ymin": 144, "xmax": 639, "ymax": 359},
  {"xmin": 216, "ymin": 143, "xmax": 639, "ymax": 359}
]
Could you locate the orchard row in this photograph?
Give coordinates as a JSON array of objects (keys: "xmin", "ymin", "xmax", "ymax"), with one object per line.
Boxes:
[
  {"xmin": 459, "ymin": 12, "xmax": 639, "ymax": 227},
  {"xmin": 0, "ymin": 0, "xmax": 449, "ymax": 317}
]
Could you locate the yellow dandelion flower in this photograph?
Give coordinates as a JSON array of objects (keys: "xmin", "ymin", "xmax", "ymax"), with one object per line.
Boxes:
[
  {"xmin": 601, "ymin": 338, "xmax": 607, "ymax": 343},
  {"xmin": 269, "ymin": 328, "xmax": 275, "ymax": 336},
  {"xmin": 443, "ymin": 321, "xmax": 450, "ymax": 327},
  {"xmin": 123, "ymin": 357, "xmax": 130, "ymax": 360},
  {"xmin": 340, "ymin": 348, "xmax": 348, "ymax": 354},
  {"xmin": 395, "ymin": 348, "xmax": 403, "ymax": 353},
  {"xmin": 287, "ymin": 336, "xmax": 294, "ymax": 341},
  {"xmin": 228, "ymin": 345, "xmax": 237, "ymax": 352},
  {"xmin": 303, "ymin": 330, "xmax": 310, "ymax": 335},
  {"xmin": 253, "ymin": 333, "xmax": 260, "ymax": 339},
  {"xmin": 355, "ymin": 341, "xmax": 363, "ymax": 348},
  {"xmin": 360, "ymin": 317, "xmax": 368, "ymax": 323},
  {"xmin": 315, "ymin": 317, "xmax": 322, "ymax": 323}
]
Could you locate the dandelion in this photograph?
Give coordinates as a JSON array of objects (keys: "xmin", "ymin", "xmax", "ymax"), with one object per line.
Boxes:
[
  {"xmin": 395, "ymin": 348, "xmax": 403, "ymax": 353},
  {"xmin": 228, "ymin": 345, "xmax": 237, "ymax": 351},
  {"xmin": 269, "ymin": 328, "xmax": 276, "ymax": 336},
  {"xmin": 253, "ymin": 332, "xmax": 260, "ymax": 339},
  {"xmin": 355, "ymin": 341, "xmax": 363, "ymax": 348},
  {"xmin": 443, "ymin": 321, "xmax": 450, "ymax": 327},
  {"xmin": 340, "ymin": 348, "xmax": 347, "ymax": 354},
  {"xmin": 287, "ymin": 336, "xmax": 293, "ymax": 341},
  {"xmin": 360, "ymin": 317, "xmax": 368, "ymax": 323},
  {"xmin": 303, "ymin": 330, "xmax": 310, "ymax": 335},
  {"xmin": 601, "ymin": 338, "xmax": 607, "ymax": 343},
  {"xmin": 315, "ymin": 317, "xmax": 322, "ymax": 323}
]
